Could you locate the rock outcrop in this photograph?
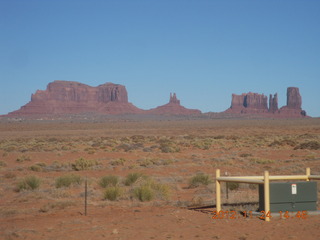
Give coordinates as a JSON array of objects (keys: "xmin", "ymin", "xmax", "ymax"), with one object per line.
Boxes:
[
  {"xmin": 269, "ymin": 93, "xmax": 278, "ymax": 113},
  {"xmin": 279, "ymin": 87, "xmax": 306, "ymax": 117},
  {"xmin": 226, "ymin": 92, "xmax": 268, "ymax": 114},
  {"xmin": 225, "ymin": 87, "xmax": 307, "ymax": 117},
  {"xmin": 8, "ymin": 80, "xmax": 143, "ymax": 115},
  {"xmin": 147, "ymin": 93, "xmax": 201, "ymax": 115}
]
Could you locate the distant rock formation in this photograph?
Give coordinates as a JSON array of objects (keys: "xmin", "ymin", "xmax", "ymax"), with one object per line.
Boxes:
[
  {"xmin": 279, "ymin": 87, "xmax": 306, "ymax": 116},
  {"xmin": 8, "ymin": 80, "xmax": 143, "ymax": 115},
  {"xmin": 147, "ymin": 93, "xmax": 201, "ymax": 115},
  {"xmin": 227, "ymin": 92, "xmax": 268, "ymax": 114},
  {"xmin": 5, "ymin": 80, "xmax": 308, "ymax": 118},
  {"xmin": 269, "ymin": 93, "xmax": 278, "ymax": 113},
  {"xmin": 225, "ymin": 87, "xmax": 307, "ymax": 117}
]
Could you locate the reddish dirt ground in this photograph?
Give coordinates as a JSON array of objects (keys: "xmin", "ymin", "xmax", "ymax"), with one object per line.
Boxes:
[{"xmin": 0, "ymin": 118, "xmax": 319, "ymax": 240}]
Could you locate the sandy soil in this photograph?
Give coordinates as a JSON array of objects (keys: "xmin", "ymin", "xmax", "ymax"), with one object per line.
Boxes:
[{"xmin": 0, "ymin": 118, "xmax": 319, "ymax": 240}]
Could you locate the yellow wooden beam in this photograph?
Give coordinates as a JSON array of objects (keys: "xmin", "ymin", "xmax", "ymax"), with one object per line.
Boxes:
[{"xmin": 216, "ymin": 177, "xmax": 263, "ymax": 184}]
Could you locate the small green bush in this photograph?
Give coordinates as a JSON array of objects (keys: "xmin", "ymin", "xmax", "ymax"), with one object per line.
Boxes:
[
  {"xmin": 55, "ymin": 174, "xmax": 82, "ymax": 188},
  {"xmin": 29, "ymin": 163, "xmax": 46, "ymax": 172},
  {"xmin": 16, "ymin": 155, "xmax": 31, "ymax": 163},
  {"xmin": 72, "ymin": 157, "xmax": 97, "ymax": 171},
  {"xmin": 133, "ymin": 179, "xmax": 170, "ymax": 201},
  {"xmin": 110, "ymin": 158, "xmax": 126, "ymax": 166},
  {"xmin": 189, "ymin": 173, "xmax": 212, "ymax": 188},
  {"xmin": 17, "ymin": 175, "xmax": 41, "ymax": 191},
  {"xmin": 124, "ymin": 172, "xmax": 143, "ymax": 186},
  {"xmin": 134, "ymin": 184, "xmax": 154, "ymax": 202},
  {"xmin": 99, "ymin": 175, "xmax": 119, "ymax": 188},
  {"xmin": 104, "ymin": 186, "xmax": 122, "ymax": 201}
]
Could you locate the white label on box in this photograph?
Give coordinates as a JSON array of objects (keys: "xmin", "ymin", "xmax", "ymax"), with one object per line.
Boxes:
[{"xmin": 291, "ymin": 184, "xmax": 297, "ymax": 194}]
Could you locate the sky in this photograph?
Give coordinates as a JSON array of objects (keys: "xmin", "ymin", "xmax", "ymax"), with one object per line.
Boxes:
[{"xmin": 0, "ymin": 0, "xmax": 319, "ymax": 117}]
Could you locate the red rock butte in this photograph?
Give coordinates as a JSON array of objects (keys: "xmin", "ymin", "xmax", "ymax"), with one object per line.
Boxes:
[
  {"xmin": 8, "ymin": 81, "xmax": 143, "ymax": 115},
  {"xmin": 225, "ymin": 87, "xmax": 307, "ymax": 117},
  {"xmin": 147, "ymin": 93, "xmax": 201, "ymax": 115}
]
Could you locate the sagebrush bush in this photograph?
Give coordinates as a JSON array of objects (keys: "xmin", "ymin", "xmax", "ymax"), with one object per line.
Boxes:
[
  {"xmin": 133, "ymin": 179, "xmax": 170, "ymax": 201},
  {"xmin": 294, "ymin": 141, "xmax": 320, "ymax": 150},
  {"xmin": 99, "ymin": 175, "xmax": 119, "ymax": 188},
  {"xmin": 16, "ymin": 155, "xmax": 31, "ymax": 162},
  {"xmin": 29, "ymin": 162, "xmax": 46, "ymax": 172},
  {"xmin": 189, "ymin": 173, "xmax": 212, "ymax": 188},
  {"xmin": 17, "ymin": 175, "xmax": 41, "ymax": 191},
  {"xmin": 104, "ymin": 186, "xmax": 122, "ymax": 201},
  {"xmin": 72, "ymin": 157, "xmax": 97, "ymax": 171},
  {"xmin": 55, "ymin": 174, "xmax": 82, "ymax": 188},
  {"xmin": 134, "ymin": 184, "xmax": 154, "ymax": 202},
  {"xmin": 124, "ymin": 172, "xmax": 143, "ymax": 186}
]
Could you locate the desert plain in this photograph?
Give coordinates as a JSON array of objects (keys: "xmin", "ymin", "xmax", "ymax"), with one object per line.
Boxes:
[{"xmin": 0, "ymin": 117, "xmax": 320, "ymax": 240}]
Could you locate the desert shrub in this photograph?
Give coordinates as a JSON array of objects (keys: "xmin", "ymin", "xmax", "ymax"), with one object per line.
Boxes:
[
  {"xmin": 4, "ymin": 172, "xmax": 16, "ymax": 179},
  {"xmin": 189, "ymin": 173, "xmax": 212, "ymax": 188},
  {"xmin": 16, "ymin": 155, "xmax": 31, "ymax": 162},
  {"xmin": 55, "ymin": 174, "xmax": 82, "ymax": 188},
  {"xmin": 29, "ymin": 165, "xmax": 42, "ymax": 172},
  {"xmin": 133, "ymin": 179, "xmax": 170, "ymax": 201},
  {"xmin": 72, "ymin": 157, "xmax": 97, "ymax": 171},
  {"xmin": 250, "ymin": 158, "xmax": 275, "ymax": 164},
  {"xmin": 124, "ymin": 172, "xmax": 143, "ymax": 186},
  {"xmin": 191, "ymin": 138, "xmax": 212, "ymax": 150},
  {"xmin": 134, "ymin": 184, "xmax": 154, "ymax": 202},
  {"xmin": 17, "ymin": 175, "xmax": 41, "ymax": 191},
  {"xmin": 104, "ymin": 186, "xmax": 122, "ymax": 201},
  {"xmin": 29, "ymin": 163, "xmax": 46, "ymax": 172},
  {"xmin": 158, "ymin": 138, "xmax": 180, "ymax": 153},
  {"xmin": 213, "ymin": 135, "xmax": 225, "ymax": 139},
  {"xmin": 269, "ymin": 139, "xmax": 297, "ymax": 147},
  {"xmin": 150, "ymin": 181, "xmax": 170, "ymax": 200},
  {"xmin": 0, "ymin": 160, "xmax": 7, "ymax": 168},
  {"xmin": 110, "ymin": 158, "xmax": 126, "ymax": 166},
  {"xmin": 294, "ymin": 141, "xmax": 320, "ymax": 150},
  {"xmin": 99, "ymin": 175, "xmax": 119, "ymax": 188},
  {"xmin": 239, "ymin": 153, "xmax": 252, "ymax": 158},
  {"xmin": 40, "ymin": 201, "xmax": 75, "ymax": 212},
  {"xmin": 227, "ymin": 182, "xmax": 240, "ymax": 191}
]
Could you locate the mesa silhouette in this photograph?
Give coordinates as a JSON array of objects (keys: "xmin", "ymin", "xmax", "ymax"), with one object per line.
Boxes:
[{"xmin": 7, "ymin": 80, "xmax": 307, "ymax": 118}]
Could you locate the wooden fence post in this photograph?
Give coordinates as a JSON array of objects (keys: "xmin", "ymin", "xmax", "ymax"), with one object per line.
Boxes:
[
  {"xmin": 216, "ymin": 169, "xmax": 221, "ymax": 212},
  {"xmin": 264, "ymin": 171, "xmax": 270, "ymax": 222},
  {"xmin": 306, "ymin": 168, "xmax": 310, "ymax": 181}
]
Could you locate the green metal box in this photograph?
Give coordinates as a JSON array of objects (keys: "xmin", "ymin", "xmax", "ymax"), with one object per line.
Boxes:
[{"xmin": 259, "ymin": 182, "xmax": 317, "ymax": 212}]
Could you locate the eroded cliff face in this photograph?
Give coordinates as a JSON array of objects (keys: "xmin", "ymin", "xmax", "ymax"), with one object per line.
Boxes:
[
  {"xmin": 228, "ymin": 92, "xmax": 268, "ymax": 113},
  {"xmin": 226, "ymin": 87, "xmax": 307, "ymax": 117},
  {"xmin": 9, "ymin": 81, "xmax": 141, "ymax": 115},
  {"xmin": 279, "ymin": 87, "xmax": 306, "ymax": 117},
  {"xmin": 286, "ymin": 87, "xmax": 302, "ymax": 109},
  {"xmin": 269, "ymin": 94, "xmax": 279, "ymax": 113}
]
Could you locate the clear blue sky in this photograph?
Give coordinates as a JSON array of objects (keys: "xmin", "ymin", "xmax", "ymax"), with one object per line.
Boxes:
[{"xmin": 1, "ymin": 0, "xmax": 319, "ymax": 116}]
